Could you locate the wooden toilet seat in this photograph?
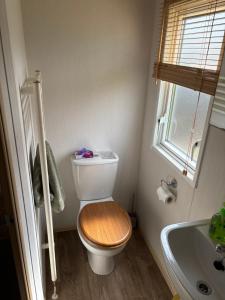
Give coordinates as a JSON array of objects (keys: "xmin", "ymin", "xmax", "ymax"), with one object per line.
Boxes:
[{"xmin": 79, "ymin": 201, "xmax": 132, "ymax": 247}]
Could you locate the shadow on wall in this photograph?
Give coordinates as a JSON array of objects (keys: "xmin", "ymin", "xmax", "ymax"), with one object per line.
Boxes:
[
  {"xmin": 48, "ymin": 60, "xmax": 148, "ymax": 230},
  {"xmin": 21, "ymin": 0, "xmax": 154, "ymax": 231},
  {"xmin": 53, "ymin": 155, "xmax": 79, "ymax": 230}
]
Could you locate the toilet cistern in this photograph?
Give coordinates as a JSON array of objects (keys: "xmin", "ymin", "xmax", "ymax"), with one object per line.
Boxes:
[{"xmin": 71, "ymin": 150, "xmax": 132, "ymax": 275}]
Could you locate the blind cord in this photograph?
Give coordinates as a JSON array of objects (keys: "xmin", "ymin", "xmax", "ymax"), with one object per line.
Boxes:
[{"xmin": 183, "ymin": 0, "xmax": 218, "ymax": 175}]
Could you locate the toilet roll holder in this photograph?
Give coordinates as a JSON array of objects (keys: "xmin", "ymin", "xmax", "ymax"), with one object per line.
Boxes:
[
  {"xmin": 161, "ymin": 177, "xmax": 177, "ymax": 199},
  {"xmin": 161, "ymin": 178, "xmax": 177, "ymax": 189}
]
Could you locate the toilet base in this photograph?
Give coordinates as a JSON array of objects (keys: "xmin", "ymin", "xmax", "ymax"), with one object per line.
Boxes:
[{"xmin": 87, "ymin": 251, "xmax": 115, "ymax": 275}]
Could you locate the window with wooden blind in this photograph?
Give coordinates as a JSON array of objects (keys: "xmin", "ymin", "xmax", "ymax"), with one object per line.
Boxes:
[{"xmin": 153, "ymin": 0, "xmax": 225, "ymax": 183}]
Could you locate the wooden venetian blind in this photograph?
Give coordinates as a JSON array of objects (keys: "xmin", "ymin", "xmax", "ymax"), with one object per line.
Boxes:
[{"xmin": 153, "ymin": 0, "xmax": 225, "ymax": 96}]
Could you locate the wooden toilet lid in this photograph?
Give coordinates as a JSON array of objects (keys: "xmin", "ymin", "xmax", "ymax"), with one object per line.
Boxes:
[{"xmin": 79, "ymin": 201, "xmax": 132, "ymax": 247}]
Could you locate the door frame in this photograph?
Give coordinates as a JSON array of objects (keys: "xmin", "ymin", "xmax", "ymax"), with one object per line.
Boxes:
[
  {"xmin": 0, "ymin": 113, "xmax": 28, "ymax": 300},
  {"xmin": 0, "ymin": 1, "xmax": 44, "ymax": 299}
]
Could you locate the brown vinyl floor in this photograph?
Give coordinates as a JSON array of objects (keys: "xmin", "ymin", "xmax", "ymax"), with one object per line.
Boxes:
[{"xmin": 46, "ymin": 229, "xmax": 172, "ymax": 300}]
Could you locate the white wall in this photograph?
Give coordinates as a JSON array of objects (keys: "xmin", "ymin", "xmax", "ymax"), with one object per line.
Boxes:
[
  {"xmin": 21, "ymin": 0, "xmax": 154, "ymax": 230},
  {"xmin": 137, "ymin": 0, "xmax": 225, "ymax": 291},
  {"xmin": 4, "ymin": 0, "xmax": 27, "ymax": 85}
]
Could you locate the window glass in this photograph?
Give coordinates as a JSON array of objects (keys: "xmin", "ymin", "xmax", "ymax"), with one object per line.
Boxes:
[{"xmin": 166, "ymin": 84, "xmax": 210, "ymax": 162}]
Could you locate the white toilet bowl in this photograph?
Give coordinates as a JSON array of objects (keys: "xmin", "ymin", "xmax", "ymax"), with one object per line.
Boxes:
[{"xmin": 77, "ymin": 198, "xmax": 131, "ymax": 275}]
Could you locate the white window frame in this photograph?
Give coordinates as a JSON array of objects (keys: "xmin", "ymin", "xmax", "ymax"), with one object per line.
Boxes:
[{"xmin": 153, "ymin": 80, "xmax": 214, "ymax": 187}]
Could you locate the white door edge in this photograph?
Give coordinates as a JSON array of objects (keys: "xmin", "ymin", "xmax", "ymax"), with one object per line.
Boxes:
[{"xmin": 0, "ymin": 1, "xmax": 44, "ymax": 299}]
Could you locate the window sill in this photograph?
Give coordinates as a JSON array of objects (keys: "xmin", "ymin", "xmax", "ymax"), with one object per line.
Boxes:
[{"xmin": 152, "ymin": 144, "xmax": 197, "ymax": 188}]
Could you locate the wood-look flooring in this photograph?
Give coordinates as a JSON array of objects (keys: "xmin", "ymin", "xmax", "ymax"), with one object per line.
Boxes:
[{"xmin": 46, "ymin": 229, "xmax": 172, "ymax": 300}]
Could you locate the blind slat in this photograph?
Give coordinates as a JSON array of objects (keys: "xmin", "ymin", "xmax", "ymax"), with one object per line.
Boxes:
[{"xmin": 164, "ymin": 34, "xmax": 225, "ymax": 42}]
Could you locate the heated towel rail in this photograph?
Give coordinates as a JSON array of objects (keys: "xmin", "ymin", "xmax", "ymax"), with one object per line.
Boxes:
[{"xmin": 21, "ymin": 71, "xmax": 58, "ymax": 299}]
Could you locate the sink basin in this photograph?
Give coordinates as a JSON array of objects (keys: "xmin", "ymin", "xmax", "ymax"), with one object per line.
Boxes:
[{"xmin": 161, "ymin": 219, "xmax": 225, "ymax": 300}]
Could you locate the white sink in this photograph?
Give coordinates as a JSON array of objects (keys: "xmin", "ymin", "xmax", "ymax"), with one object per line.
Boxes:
[{"xmin": 161, "ymin": 219, "xmax": 225, "ymax": 300}]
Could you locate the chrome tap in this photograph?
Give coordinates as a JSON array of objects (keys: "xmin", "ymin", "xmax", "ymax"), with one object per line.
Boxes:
[
  {"xmin": 214, "ymin": 244, "xmax": 225, "ymax": 271},
  {"xmin": 215, "ymin": 244, "xmax": 225, "ymax": 255}
]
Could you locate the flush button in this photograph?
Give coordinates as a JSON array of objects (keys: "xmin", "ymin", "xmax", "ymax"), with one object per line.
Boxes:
[{"xmin": 100, "ymin": 151, "xmax": 115, "ymax": 159}]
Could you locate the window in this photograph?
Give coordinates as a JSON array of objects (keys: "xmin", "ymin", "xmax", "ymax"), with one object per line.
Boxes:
[
  {"xmin": 153, "ymin": 0, "xmax": 225, "ymax": 181},
  {"xmin": 157, "ymin": 82, "xmax": 211, "ymax": 175}
]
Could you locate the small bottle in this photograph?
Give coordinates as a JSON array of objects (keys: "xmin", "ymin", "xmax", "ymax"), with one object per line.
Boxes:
[{"xmin": 209, "ymin": 204, "xmax": 225, "ymax": 245}]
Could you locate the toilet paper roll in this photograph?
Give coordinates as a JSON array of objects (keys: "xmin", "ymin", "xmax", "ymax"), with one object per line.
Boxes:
[{"xmin": 157, "ymin": 186, "xmax": 175, "ymax": 204}]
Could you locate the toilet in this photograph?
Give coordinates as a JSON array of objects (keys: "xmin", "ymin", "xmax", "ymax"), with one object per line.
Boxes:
[{"xmin": 71, "ymin": 151, "xmax": 132, "ymax": 275}]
